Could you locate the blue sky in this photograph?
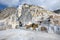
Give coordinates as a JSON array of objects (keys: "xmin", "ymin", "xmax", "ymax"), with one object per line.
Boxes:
[
  {"xmin": 0, "ymin": 4, "xmax": 7, "ymax": 10},
  {"xmin": 0, "ymin": 0, "xmax": 60, "ymax": 11}
]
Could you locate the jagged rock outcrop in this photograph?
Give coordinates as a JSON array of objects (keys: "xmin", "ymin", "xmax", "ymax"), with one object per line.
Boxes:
[
  {"xmin": 18, "ymin": 4, "xmax": 56, "ymax": 24},
  {"xmin": 0, "ymin": 7, "xmax": 17, "ymax": 20},
  {"xmin": 0, "ymin": 10, "xmax": 1, "ymax": 13},
  {"xmin": 0, "ymin": 7, "xmax": 19, "ymax": 30},
  {"xmin": 0, "ymin": 4, "xmax": 60, "ymax": 34},
  {"xmin": 54, "ymin": 9, "xmax": 60, "ymax": 14},
  {"xmin": 18, "ymin": 4, "xmax": 60, "ymax": 33},
  {"xmin": 18, "ymin": 4, "xmax": 32, "ymax": 24}
]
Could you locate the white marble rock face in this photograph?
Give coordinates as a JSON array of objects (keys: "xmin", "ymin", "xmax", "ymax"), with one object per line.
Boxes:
[
  {"xmin": 17, "ymin": 4, "xmax": 60, "ymax": 34},
  {"xmin": 18, "ymin": 4, "xmax": 32, "ymax": 24},
  {"xmin": 0, "ymin": 4, "xmax": 60, "ymax": 34}
]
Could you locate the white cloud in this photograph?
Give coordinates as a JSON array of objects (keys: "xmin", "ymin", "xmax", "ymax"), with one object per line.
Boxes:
[
  {"xmin": 41, "ymin": 0, "xmax": 60, "ymax": 11},
  {"xmin": 0, "ymin": 0, "xmax": 60, "ymax": 10},
  {"xmin": 22, "ymin": 0, "xmax": 60, "ymax": 11},
  {"xmin": 0, "ymin": 0, "xmax": 20, "ymax": 7}
]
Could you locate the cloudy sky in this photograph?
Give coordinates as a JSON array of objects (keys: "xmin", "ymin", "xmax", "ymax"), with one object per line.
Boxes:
[{"xmin": 0, "ymin": 0, "xmax": 60, "ymax": 11}]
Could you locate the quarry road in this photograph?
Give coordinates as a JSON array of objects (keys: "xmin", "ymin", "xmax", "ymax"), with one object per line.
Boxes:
[{"xmin": 0, "ymin": 29, "xmax": 60, "ymax": 40}]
